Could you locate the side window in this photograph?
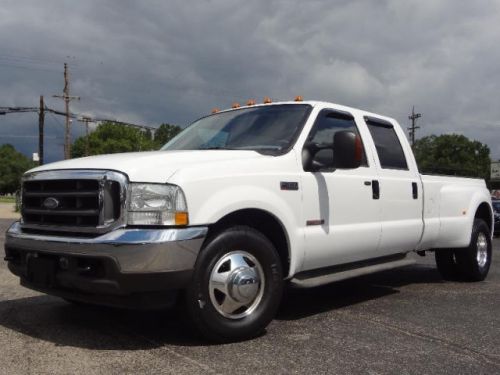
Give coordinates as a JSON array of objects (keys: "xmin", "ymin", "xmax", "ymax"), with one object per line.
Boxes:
[
  {"xmin": 365, "ymin": 118, "xmax": 408, "ymax": 170},
  {"xmin": 306, "ymin": 109, "xmax": 367, "ymax": 167}
]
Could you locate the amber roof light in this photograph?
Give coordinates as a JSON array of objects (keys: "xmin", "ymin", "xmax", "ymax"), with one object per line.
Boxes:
[
  {"xmin": 294, "ymin": 95, "xmax": 303, "ymax": 102},
  {"xmin": 232, "ymin": 102, "xmax": 241, "ymax": 109},
  {"xmin": 246, "ymin": 99, "xmax": 256, "ymax": 106},
  {"xmin": 263, "ymin": 97, "xmax": 272, "ymax": 104},
  {"xmin": 211, "ymin": 108, "xmax": 220, "ymax": 114}
]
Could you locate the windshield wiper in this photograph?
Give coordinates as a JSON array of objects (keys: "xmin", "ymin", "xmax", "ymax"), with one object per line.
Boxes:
[{"xmin": 200, "ymin": 146, "xmax": 242, "ymax": 150}]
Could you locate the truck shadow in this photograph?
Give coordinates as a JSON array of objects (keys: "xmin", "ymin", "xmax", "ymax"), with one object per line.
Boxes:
[
  {"xmin": 0, "ymin": 294, "xmax": 201, "ymax": 348},
  {"xmin": 0, "ymin": 264, "xmax": 444, "ymax": 349},
  {"xmin": 277, "ymin": 264, "xmax": 442, "ymax": 320}
]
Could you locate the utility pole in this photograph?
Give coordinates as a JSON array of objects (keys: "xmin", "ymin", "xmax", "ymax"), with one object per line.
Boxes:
[
  {"xmin": 78, "ymin": 116, "xmax": 93, "ymax": 156},
  {"xmin": 38, "ymin": 96, "xmax": 45, "ymax": 165},
  {"xmin": 53, "ymin": 63, "xmax": 79, "ymax": 159},
  {"xmin": 408, "ymin": 106, "xmax": 422, "ymax": 147}
]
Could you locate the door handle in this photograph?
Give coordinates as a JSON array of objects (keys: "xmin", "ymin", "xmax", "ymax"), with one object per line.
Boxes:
[
  {"xmin": 372, "ymin": 180, "xmax": 380, "ymax": 200},
  {"xmin": 412, "ymin": 182, "xmax": 418, "ymax": 199}
]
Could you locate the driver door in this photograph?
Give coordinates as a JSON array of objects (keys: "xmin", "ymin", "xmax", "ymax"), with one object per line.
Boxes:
[{"xmin": 301, "ymin": 109, "xmax": 382, "ymax": 271}]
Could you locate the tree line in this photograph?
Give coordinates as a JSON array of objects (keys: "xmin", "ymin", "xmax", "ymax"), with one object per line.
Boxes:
[
  {"xmin": 71, "ymin": 122, "xmax": 181, "ymax": 157},
  {"xmin": 413, "ymin": 134, "xmax": 490, "ymax": 180}
]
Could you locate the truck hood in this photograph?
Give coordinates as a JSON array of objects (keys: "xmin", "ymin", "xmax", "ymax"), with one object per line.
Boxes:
[{"xmin": 27, "ymin": 150, "xmax": 266, "ymax": 182}]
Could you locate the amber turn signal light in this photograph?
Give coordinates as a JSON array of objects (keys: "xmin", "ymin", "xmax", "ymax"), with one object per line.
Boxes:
[{"xmin": 175, "ymin": 212, "xmax": 189, "ymax": 226}]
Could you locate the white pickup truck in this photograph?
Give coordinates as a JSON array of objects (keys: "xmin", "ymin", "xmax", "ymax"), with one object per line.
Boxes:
[{"xmin": 4, "ymin": 100, "xmax": 494, "ymax": 342}]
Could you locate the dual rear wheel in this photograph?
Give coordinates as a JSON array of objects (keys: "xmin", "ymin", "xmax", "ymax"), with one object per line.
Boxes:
[{"xmin": 435, "ymin": 219, "xmax": 492, "ymax": 281}]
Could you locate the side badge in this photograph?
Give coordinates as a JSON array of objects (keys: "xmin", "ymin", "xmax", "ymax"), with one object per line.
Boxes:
[{"xmin": 280, "ymin": 181, "xmax": 299, "ymax": 191}]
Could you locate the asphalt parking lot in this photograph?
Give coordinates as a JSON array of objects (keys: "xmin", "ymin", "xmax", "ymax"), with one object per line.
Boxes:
[{"xmin": 1, "ymin": 218, "xmax": 499, "ymax": 374}]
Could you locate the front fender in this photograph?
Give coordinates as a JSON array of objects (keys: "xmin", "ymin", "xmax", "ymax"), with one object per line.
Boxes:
[{"xmin": 185, "ymin": 182, "xmax": 304, "ymax": 277}]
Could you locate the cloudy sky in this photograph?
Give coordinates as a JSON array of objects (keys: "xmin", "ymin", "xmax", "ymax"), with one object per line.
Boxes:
[{"xmin": 1, "ymin": 0, "xmax": 500, "ymax": 162}]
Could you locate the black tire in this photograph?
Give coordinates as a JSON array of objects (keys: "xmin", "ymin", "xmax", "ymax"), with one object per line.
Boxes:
[
  {"xmin": 435, "ymin": 249, "xmax": 460, "ymax": 281},
  {"xmin": 185, "ymin": 226, "xmax": 283, "ymax": 342},
  {"xmin": 454, "ymin": 219, "xmax": 492, "ymax": 281}
]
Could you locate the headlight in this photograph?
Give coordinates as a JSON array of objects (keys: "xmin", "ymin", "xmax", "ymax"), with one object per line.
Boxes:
[{"xmin": 127, "ymin": 183, "xmax": 188, "ymax": 226}]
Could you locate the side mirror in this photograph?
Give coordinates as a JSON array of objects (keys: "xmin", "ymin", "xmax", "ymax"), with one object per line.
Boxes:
[
  {"xmin": 333, "ymin": 131, "xmax": 362, "ymax": 169},
  {"xmin": 302, "ymin": 142, "xmax": 322, "ymax": 172}
]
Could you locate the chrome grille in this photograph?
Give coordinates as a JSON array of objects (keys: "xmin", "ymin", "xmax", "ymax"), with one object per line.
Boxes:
[{"xmin": 21, "ymin": 170, "xmax": 127, "ymax": 234}]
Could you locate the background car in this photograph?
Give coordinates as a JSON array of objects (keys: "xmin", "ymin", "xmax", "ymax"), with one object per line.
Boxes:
[{"xmin": 493, "ymin": 198, "xmax": 500, "ymax": 236}]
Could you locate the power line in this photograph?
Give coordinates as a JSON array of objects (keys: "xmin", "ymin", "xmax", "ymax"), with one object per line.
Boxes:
[
  {"xmin": 0, "ymin": 52, "xmax": 64, "ymax": 65},
  {"xmin": 0, "ymin": 53, "xmax": 77, "ymax": 74},
  {"xmin": 0, "ymin": 106, "xmax": 38, "ymax": 114},
  {"xmin": 1, "ymin": 105, "xmax": 154, "ymax": 131},
  {"xmin": 0, "ymin": 62, "xmax": 61, "ymax": 73},
  {"xmin": 90, "ymin": 118, "xmax": 156, "ymax": 131},
  {"xmin": 47, "ymin": 109, "xmax": 65, "ymax": 128},
  {"xmin": 2, "ymin": 105, "xmax": 157, "ymax": 163}
]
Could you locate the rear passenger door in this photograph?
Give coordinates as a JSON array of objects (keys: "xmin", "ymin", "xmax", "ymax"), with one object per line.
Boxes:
[{"xmin": 364, "ymin": 116, "xmax": 424, "ymax": 254}]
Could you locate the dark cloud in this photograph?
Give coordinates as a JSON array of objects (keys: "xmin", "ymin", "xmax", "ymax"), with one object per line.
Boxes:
[{"xmin": 1, "ymin": 0, "xmax": 499, "ymax": 162}]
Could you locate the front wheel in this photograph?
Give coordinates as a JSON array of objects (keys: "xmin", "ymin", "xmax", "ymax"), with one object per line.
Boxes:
[{"xmin": 185, "ymin": 226, "xmax": 283, "ymax": 342}]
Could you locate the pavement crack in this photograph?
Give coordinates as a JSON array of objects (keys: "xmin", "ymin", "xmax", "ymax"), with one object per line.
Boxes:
[{"xmin": 337, "ymin": 310, "xmax": 500, "ymax": 368}]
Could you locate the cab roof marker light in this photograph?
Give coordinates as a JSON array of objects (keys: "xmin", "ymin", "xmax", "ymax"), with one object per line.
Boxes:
[
  {"xmin": 232, "ymin": 102, "xmax": 241, "ymax": 109},
  {"xmin": 295, "ymin": 95, "xmax": 303, "ymax": 102},
  {"xmin": 263, "ymin": 97, "xmax": 272, "ymax": 104},
  {"xmin": 211, "ymin": 108, "xmax": 220, "ymax": 114},
  {"xmin": 246, "ymin": 99, "xmax": 256, "ymax": 106}
]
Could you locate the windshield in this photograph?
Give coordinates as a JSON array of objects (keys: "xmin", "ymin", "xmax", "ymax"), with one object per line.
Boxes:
[{"xmin": 161, "ymin": 104, "xmax": 311, "ymax": 155}]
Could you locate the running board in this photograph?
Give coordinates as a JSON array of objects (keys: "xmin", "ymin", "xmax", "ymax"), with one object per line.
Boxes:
[{"xmin": 290, "ymin": 257, "xmax": 415, "ymax": 289}]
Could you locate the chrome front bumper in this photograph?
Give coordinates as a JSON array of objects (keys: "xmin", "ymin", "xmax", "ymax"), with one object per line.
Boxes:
[
  {"xmin": 4, "ymin": 222, "xmax": 208, "ymax": 306},
  {"xmin": 5, "ymin": 221, "xmax": 207, "ymax": 273}
]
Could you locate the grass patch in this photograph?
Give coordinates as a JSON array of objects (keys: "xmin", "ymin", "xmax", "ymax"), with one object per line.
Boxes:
[{"xmin": 0, "ymin": 196, "xmax": 16, "ymax": 203}]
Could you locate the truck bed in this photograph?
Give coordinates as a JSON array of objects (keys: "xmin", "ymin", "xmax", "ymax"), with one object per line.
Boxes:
[{"xmin": 418, "ymin": 174, "xmax": 489, "ymax": 250}]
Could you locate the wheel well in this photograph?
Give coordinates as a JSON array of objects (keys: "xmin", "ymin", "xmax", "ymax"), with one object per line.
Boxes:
[
  {"xmin": 475, "ymin": 202, "xmax": 492, "ymax": 234},
  {"xmin": 206, "ymin": 209, "xmax": 290, "ymax": 276}
]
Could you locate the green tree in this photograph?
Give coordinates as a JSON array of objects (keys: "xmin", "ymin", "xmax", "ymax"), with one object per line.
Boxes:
[
  {"xmin": 72, "ymin": 121, "xmax": 156, "ymax": 157},
  {"xmin": 413, "ymin": 134, "xmax": 490, "ymax": 180},
  {"xmin": 154, "ymin": 123, "xmax": 182, "ymax": 148},
  {"xmin": 0, "ymin": 144, "xmax": 35, "ymax": 194}
]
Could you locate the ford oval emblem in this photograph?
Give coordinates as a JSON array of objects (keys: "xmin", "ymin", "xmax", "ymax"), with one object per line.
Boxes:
[{"xmin": 43, "ymin": 197, "xmax": 59, "ymax": 209}]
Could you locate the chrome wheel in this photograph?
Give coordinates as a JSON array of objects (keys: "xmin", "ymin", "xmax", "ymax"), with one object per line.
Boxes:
[
  {"xmin": 209, "ymin": 251, "xmax": 265, "ymax": 320},
  {"xmin": 476, "ymin": 232, "xmax": 488, "ymax": 268}
]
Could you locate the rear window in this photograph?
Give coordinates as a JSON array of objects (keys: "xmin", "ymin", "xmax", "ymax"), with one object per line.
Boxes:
[{"xmin": 365, "ymin": 117, "xmax": 408, "ymax": 170}]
